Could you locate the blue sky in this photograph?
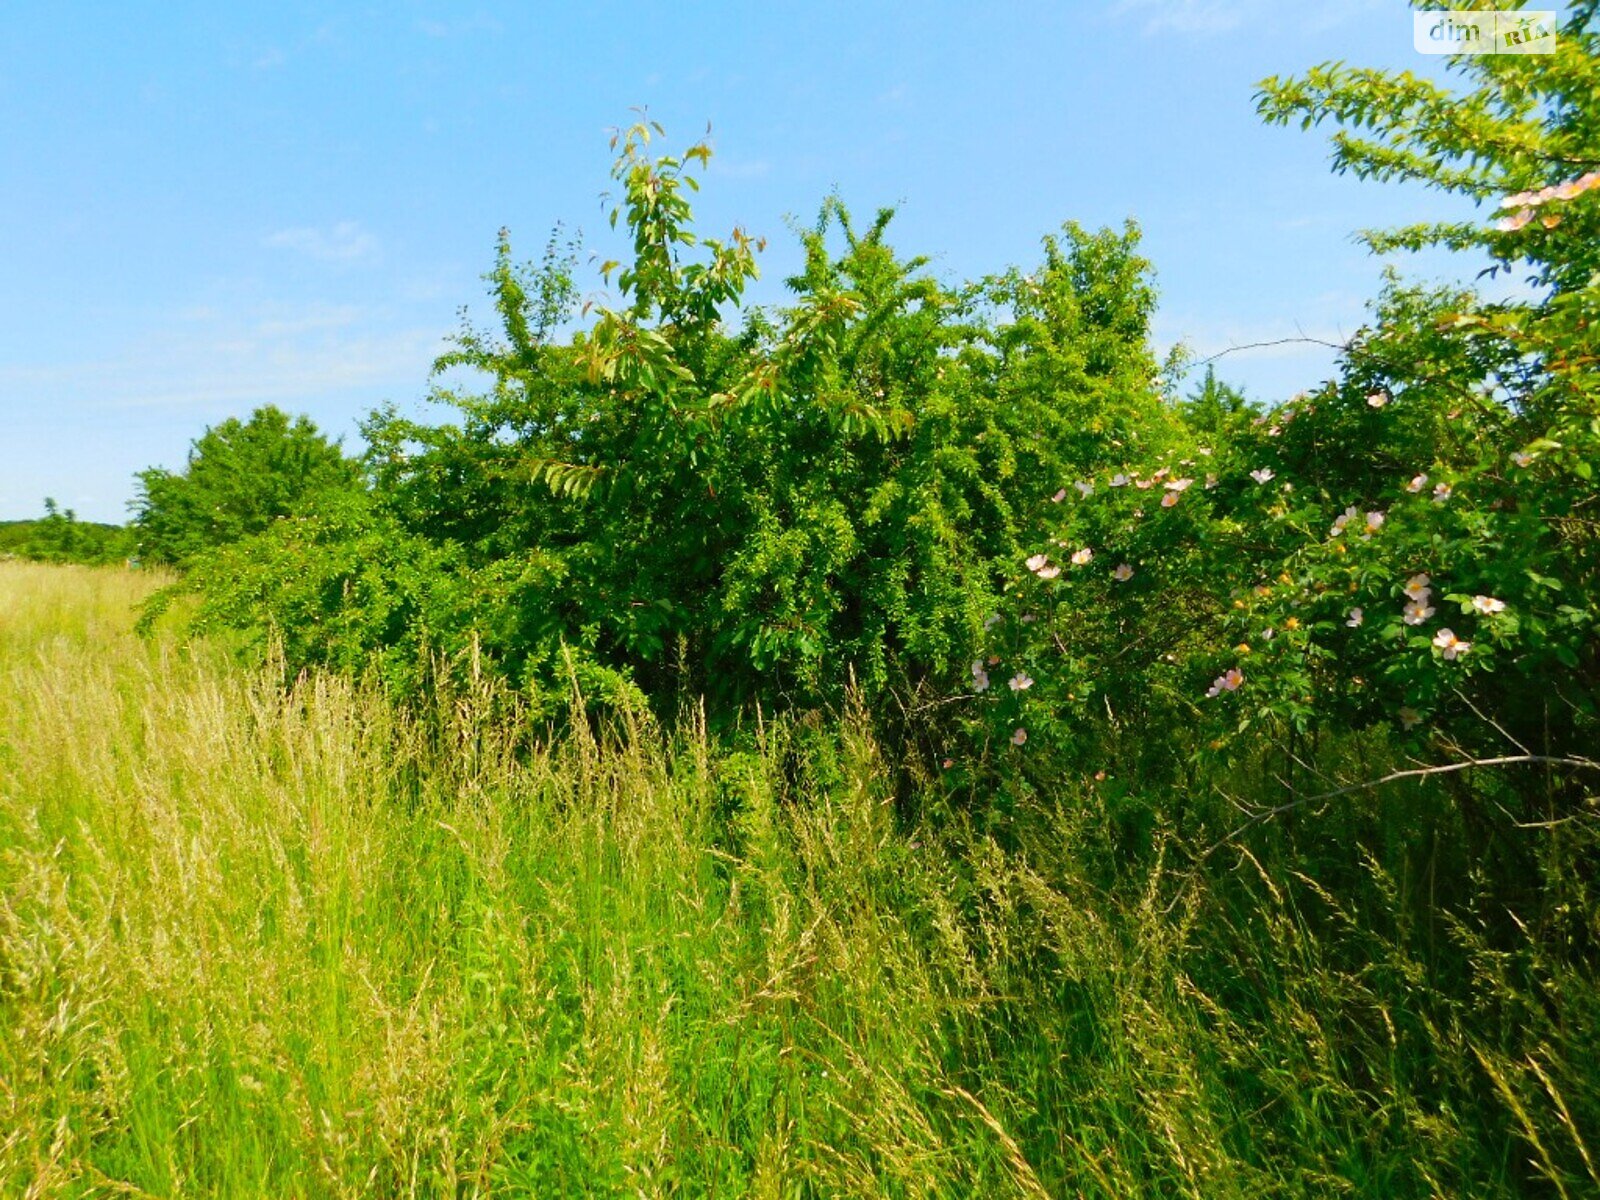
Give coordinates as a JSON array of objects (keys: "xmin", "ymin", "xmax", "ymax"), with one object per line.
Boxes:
[{"xmin": 1, "ymin": 1, "xmax": 1504, "ymax": 522}]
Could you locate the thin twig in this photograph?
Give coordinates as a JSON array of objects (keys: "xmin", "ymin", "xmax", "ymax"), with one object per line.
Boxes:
[
  {"xmin": 1452, "ymin": 687, "xmax": 1532, "ymax": 756},
  {"xmin": 1191, "ymin": 333, "xmax": 1353, "ymax": 369},
  {"xmin": 1194, "ymin": 753, "xmax": 1600, "ymax": 865}
]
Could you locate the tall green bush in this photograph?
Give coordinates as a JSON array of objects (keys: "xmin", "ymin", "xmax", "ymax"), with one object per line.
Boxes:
[{"xmin": 193, "ymin": 122, "xmax": 1172, "ymax": 722}]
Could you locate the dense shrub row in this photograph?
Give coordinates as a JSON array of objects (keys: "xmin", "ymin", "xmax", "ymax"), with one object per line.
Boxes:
[
  {"xmin": 130, "ymin": 22, "xmax": 1600, "ymax": 831},
  {"xmin": 149, "ymin": 23, "xmax": 1596, "ymax": 791}
]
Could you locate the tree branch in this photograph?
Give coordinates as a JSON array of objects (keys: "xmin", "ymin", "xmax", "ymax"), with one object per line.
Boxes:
[
  {"xmin": 1191, "ymin": 333, "xmax": 1353, "ymax": 370},
  {"xmin": 1195, "ymin": 753, "xmax": 1600, "ymax": 865}
]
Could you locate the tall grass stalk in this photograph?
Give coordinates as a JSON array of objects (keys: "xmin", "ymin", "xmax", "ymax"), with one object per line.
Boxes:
[{"xmin": 1, "ymin": 562, "xmax": 1594, "ymax": 1196}]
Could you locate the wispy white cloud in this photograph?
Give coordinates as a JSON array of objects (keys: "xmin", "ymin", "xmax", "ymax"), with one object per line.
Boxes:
[
  {"xmin": 415, "ymin": 13, "xmax": 502, "ymax": 38},
  {"xmin": 264, "ymin": 221, "xmax": 379, "ymax": 264},
  {"xmin": 1114, "ymin": 0, "xmax": 1252, "ymax": 35},
  {"xmin": 1112, "ymin": 0, "xmax": 1385, "ymax": 37},
  {"xmin": 0, "ymin": 297, "xmax": 451, "ymax": 521},
  {"xmin": 249, "ymin": 301, "xmax": 365, "ymax": 338},
  {"xmin": 708, "ymin": 156, "xmax": 772, "ymax": 181},
  {"xmin": 1299, "ymin": 0, "xmax": 1390, "ymax": 36},
  {"xmin": 0, "ymin": 300, "xmax": 444, "ymax": 413}
]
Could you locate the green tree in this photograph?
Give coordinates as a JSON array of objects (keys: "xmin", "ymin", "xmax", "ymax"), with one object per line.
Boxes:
[
  {"xmin": 192, "ymin": 123, "xmax": 1170, "ymax": 726},
  {"xmin": 1180, "ymin": 365, "xmax": 1251, "ymax": 436},
  {"xmin": 394, "ymin": 130, "xmax": 1168, "ymax": 716},
  {"xmin": 133, "ymin": 406, "xmax": 361, "ymax": 565}
]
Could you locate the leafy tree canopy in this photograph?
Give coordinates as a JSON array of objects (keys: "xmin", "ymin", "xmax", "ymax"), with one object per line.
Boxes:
[
  {"xmin": 133, "ymin": 405, "xmax": 360, "ymax": 565},
  {"xmin": 188, "ymin": 121, "xmax": 1174, "ymax": 719}
]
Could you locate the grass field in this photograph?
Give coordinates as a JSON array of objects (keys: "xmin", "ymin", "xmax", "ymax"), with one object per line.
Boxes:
[{"xmin": 1, "ymin": 560, "xmax": 1595, "ymax": 1197}]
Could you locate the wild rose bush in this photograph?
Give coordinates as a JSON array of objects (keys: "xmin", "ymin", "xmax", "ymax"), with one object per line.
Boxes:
[{"xmin": 973, "ymin": 18, "xmax": 1600, "ymax": 808}]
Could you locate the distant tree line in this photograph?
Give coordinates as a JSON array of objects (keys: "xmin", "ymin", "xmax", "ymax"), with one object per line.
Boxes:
[{"xmin": 0, "ymin": 498, "xmax": 133, "ymax": 566}]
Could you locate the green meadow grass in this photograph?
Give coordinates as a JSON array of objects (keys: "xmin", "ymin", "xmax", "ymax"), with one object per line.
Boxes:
[{"xmin": 1, "ymin": 561, "xmax": 1595, "ymax": 1197}]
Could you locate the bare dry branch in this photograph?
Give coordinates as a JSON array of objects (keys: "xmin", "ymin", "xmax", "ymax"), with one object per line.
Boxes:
[{"xmin": 1194, "ymin": 753, "xmax": 1600, "ymax": 865}]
